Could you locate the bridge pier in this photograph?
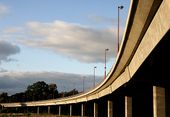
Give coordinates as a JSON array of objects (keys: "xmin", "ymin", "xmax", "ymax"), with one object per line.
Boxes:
[
  {"xmin": 94, "ymin": 102, "xmax": 98, "ymax": 117},
  {"xmin": 48, "ymin": 106, "xmax": 50, "ymax": 114},
  {"xmin": 108, "ymin": 100, "xmax": 113, "ymax": 117},
  {"xmin": 1, "ymin": 105, "xmax": 3, "ymax": 112},
  {"xmin": 58, "ymin": 105, "xmax": 61, "ymax": 116},
  {"xmin": 81, "ymin": 103, "xmax": 85, "ymax": 116},
  {"xmin": 125, "ymin": 96, "xmax": 132, "ymax": 117},
  {"xmin": 37, "ymin": 106, "xmax": 39, "ymax": 115},
  {"xmin": 69, "ymin": 105, "xmax": 72, "ymax": 116},
  {"xmin": 153, "ymin": 86, "xmax": 165, "ymax": 117}
]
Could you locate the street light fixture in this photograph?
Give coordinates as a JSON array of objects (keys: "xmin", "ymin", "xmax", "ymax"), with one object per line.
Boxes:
[
  {"xmin": 93, "ymin": 66, "xmax": 97, "ymax": 88},
  {"xmin": 104, "ymin": 48, "xmax": 109, "ymax": 79},
  {"xmin": 117, "ymin": 5, "xmax": 124, "ymax": 53}
]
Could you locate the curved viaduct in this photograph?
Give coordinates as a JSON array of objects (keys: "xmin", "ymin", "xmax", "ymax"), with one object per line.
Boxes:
[{"xmin": 1, "ymin": 0, "xmax": 170, "ymax": 117}]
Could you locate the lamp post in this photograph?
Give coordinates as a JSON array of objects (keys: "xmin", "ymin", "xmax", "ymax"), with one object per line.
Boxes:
[
  {"xmin": 93, "ymin": 66, "xmax": 97, "ymax": 88},
  {"xmin": 104, "ymin": 48, "xmax": 109, "ymax": 79},
  {"xmin": 83, "ymin": 76, "xmax": 85, "ymax": 92},
  {"xmin": 117, "ymin": 5, "xmax": 124, "ymax": 52}
]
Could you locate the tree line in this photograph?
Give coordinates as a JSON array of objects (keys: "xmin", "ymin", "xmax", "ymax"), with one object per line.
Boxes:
[{"xmin": 0, "ymin": 81, "xmax": 79, "ymax": 103}]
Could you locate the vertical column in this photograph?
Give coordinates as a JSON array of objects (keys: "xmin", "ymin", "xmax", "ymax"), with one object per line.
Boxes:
[
  {"xmin": 16, "ymin": 107, "xmax": 18, "ymax": 112},
  {"xmin": 48, "ymin": 106, "xmax": 50, "ymax": 114},
  {"xmin": 59, "ymin": 106, "xmax": 61, "ymax": 116},
  {"xmin": 70, "ymin": 105, "xmax": 72, "ymax": 116},
  {"xmin": 108, "ymin": 100, "xmax": 113, "ymax": 117},
  {"xmin": 81, "ymin": 103, "xmax": 85, "ymax": 117},
  {"xmin": 37, "ymin": 107, "xmax": 39, "ymax": 115},
  {"xmin": 94, "ymin": 102, "xmax": 98, "ymax": 117},
  {"xmin": 153, "ymin": 86, "xmax": 165, "ymax": 117},
  {"xmin": 1, "ymin": 106, "xmax": 3, "ymax": 111},
  {"xmin": 125, "ymin": 96, "xmax": 132, "ymax": 117}
]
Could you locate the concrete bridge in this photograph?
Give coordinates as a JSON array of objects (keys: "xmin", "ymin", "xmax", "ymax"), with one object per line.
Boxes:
[{"xmin": 1, "ymin": 0, "xmax": 170, "ymax": 117}]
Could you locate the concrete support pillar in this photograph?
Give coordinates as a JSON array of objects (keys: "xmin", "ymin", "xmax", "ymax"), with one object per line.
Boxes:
[
  {"xmin": 108, "ymin": 100, "xmax": 113, "ymax": 117},
  {"xmin": 48, "ymin": 106, "xmax": 50, "ymax": 114},
  {"xmin": 125, "ymin": 96, "xmax": 132, "ymax": 117},
  {"xmin": 37, "ymin": 107, "xmax": 39, "ymax": 115},
  {"xmin": 59, "ymin": 106, "xmax": 61, "ymax": 116},
  {"xmin": 81, "ymin": 103, "xmax": 85, "ymax": 117},
  {"xmin": 16, "ymin": 107, "xmax": 18, "ymax": 112},
  {"xmin": 1, "ymin": 106, "xmax": 3, "ymax": 111},
  {"xmin": 70, "ymin": 105, "xmax": 72, "ymax": 116},
  {"xmin": 153, "ymin": 86, "xmax": 165, "ymax": 117},
  {"xmin": 94, "ymin": 102, "xmax": 98, "ymax": 117}
]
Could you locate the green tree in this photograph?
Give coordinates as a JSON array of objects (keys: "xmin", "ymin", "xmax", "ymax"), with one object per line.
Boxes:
[
  {"xmin": 48, "ymin": 83, "xmax": 58, "ymax": 99},
  {"xmin": 10, "ymin": 92, "xmax": 26, "ymax": 102},
  {"xmin": 1, "ymin": 81, "xmax": 60, "ymax": 102},
  {"xmin": 0, "ymin": 92, "xmax": 9, "ymax": 103},
  {"xmin": 64, "ymin": 89, "xmax": 79, "ymax": 97},
  {"xmin": 58, "ymin": 89, "xmax": 79, "ymax": 98},
  {"xmin": 25, "ymin": 81, "xmax": 49, "ymax": 101}
]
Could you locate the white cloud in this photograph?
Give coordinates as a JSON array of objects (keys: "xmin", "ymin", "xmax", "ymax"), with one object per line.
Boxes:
[
  {"xmin": 0, "ymin": 71, "xmax": 102, "ymax": 95},
  {"xmin": 3, "ymin": 27, "xmax": 23, "ymax": 34},
  {"xmin": 16, "ymin": 20, "xmax": 118, "ymax": 63},
  {"xmin": 0, "ymin": 4, "xmax": 9, "ymax": 18}
]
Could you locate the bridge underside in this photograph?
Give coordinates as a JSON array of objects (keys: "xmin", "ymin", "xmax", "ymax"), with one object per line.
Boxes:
[
  {"xmin": 121, "ymin": 30, "xmax": 170, "ymax": 117},
  {"xmin": 89, "ymin": 30, "xmax": 170, "ymax": 117},
  {"xmin": 92, "ymin": 30, "xmax": 170, "ymax": 117},
  {"xmin": 130, "ymin": 30, "xmax": 170, "ymax": 87}
]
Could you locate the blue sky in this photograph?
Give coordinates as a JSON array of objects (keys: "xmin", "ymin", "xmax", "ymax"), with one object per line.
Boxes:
[{"xmin": 0, "ymin": 0, "xmax": 130, "ymax": 95}]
